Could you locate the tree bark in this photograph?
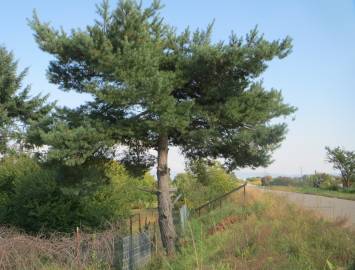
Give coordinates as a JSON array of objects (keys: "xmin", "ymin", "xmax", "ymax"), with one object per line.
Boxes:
[
  {"xmin": 343, "ymin": 177, "xmax": 352, "ymax": 189},
  {"xmin": 156, "ymin": 134, "xmax": 176, "ymax": 256}
]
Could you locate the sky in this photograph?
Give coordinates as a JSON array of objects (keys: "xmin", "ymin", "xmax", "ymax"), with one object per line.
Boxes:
[{"xmin": 1, "ymin": 0, "xmax": 354, "ymax": 178}]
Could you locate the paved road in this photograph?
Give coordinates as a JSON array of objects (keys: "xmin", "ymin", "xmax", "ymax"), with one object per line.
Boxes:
[{"xmin": 248, "ymin": 185, "xmax": 355, "ymax": 227}]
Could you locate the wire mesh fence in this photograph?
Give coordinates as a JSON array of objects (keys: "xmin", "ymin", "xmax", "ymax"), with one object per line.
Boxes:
[{"xmin": 193, "ymin": 183, "xmax": 247, "ymax": 217}]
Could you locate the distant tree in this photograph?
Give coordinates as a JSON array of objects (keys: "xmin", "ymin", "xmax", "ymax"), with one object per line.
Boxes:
[
  {"xmin": 261, "ymin": 175, "xmax": 272, "ymax": 186},
  {"xmin": 325, "ymin": 147, "xmax": 355, "ymax": 188},
  {"xmin": 30, "ymin": 0, "xmax": 295, "ymax": 254},
  {"xmin": 0, "ymin": 46, "xmax": 52, "ymax": 154},
  {"xmin": 309, "ymin": 172, "xmax": 322, "ymax": 188},
  {"xmin": 307, "ymin": 172, "xmax": 337, "ymax": 189}
]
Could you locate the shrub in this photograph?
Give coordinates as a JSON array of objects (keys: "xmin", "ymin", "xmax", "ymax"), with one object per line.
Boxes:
[
  {"xmin": 305, "ymin": 173, "xmax": 339, "ymax": 190},
  {"xmin": 246, "ymin": 177, "xmax": 262, "ymax": 186},
  {"xmin": 0, "ymin": 155, "xmax": 156, "ymax": 233},
  {"xmin": 174, "ymin": 162, "xmax": 240, "ymax": 208},
  {"xmin": 9, "ymin": 168, "xmax": 81, "ymax": 232},
  {"xmin": 261, "ymin": 175, "xmax": 272, "ymax": 186}
]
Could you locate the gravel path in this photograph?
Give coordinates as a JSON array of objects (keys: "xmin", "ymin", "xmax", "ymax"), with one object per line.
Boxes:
[{"xmin": 248, "ymin": 185, "xmax": 355, "ymax": 227}]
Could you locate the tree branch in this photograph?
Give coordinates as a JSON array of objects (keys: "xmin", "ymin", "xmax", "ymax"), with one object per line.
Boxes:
[{"xmin": 136, "ymin": 187, "xmax": 159, "ymax": 195}]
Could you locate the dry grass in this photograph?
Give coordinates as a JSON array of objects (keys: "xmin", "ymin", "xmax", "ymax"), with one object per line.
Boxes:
[
  {"xmin": 0, "ymin": 226, "xmax": 120, "ymax": 270},
  {"xmin": 148, "ymin": 189, "xmax": 355, "ymax": 270},
  {"xmin": 131, "ymin": 208, "xmax": 158, "ymax": 233},
  {"xmin": 0, "ymin": 206, "xmax": 162, "ymax": 270}
]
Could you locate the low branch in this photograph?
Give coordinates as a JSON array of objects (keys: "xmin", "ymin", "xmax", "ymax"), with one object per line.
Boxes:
[
  {"xmin": 136, "ymin": 187, "xmax": 159, "ymax": 195},
  {"xmin": 136, "ymin": 187, "xmax": 177, "ymax": 195},
  {"xmin": 172, "ymin": 193, "xmax": 182, "ymax": 205}
]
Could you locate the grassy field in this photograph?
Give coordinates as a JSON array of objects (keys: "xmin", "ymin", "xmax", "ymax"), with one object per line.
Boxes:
[
  {"xmin": 267, "ymin": 185, "xmax": 355, "ymax": 201},
  {"xmin": 147, "ymin": 190, "xmax": 355, "ymax": 270}
]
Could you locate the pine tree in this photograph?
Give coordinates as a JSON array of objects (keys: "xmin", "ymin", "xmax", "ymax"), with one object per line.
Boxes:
[
  {"xmin": 30, "ymin": 0, "xmax": 296, "ymax": 255},
  {"xmin": 0, "ymin": 46, "xmax": 52, "ymax": 154}
]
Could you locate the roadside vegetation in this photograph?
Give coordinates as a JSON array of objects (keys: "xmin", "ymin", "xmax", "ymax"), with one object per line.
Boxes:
[
  {"xmin": 247, "ymin": 146, "xmax": 355, "ymax": 201},
  {"xmin": 0, "ymin": 158, "xmax": 242, "ymax": 270},
  {"xmin": 2, "ymin": 187, "xmax": 354, "ymax": 270},
  {"xmin": 247, "ymin": 173, "xmax": 355, "ymax": 201},
  {"xmin": 268, "ymin": 185, "xmax": 355, "ymax": 201},
  {"xmin": 174, "ymin": 160, "xmax": 243, "ymax": 208},
  {"xmin": 147, "ymin": 190, "xmax": 355, "ymax": 270}
]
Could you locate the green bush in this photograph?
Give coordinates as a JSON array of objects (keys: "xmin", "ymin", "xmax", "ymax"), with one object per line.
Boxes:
[
  {"xmin": 269, "ymin": 176, "xmax": 304, "ymax": 187},
  {"xmin": 0, "ymin": 155, "xmax": 41, "ymax": 221},
  {"xmin": 0, "ymin": 155, "xmax": 156, "ymax": 233},
  {"xmin": 10, "ymin": 168, "xmax": 81, "ymax": 232},
  {"xmin": 304, "ymin": 173, "xmax": 340, "ymax": 190},
  {"xmin": 269, "ymin": 174, "xmax": 340, "ymax": 190},
  {"xmin": 174, "ymin": 162, "xmax": 240, "ymax": 208},
  {"xmin": 261, "ymin": 175, "xmax": 272, "ymax": 186},
  {"xmin": 246, "ymin": 177, "xmax": 262, "ymax": 185}
]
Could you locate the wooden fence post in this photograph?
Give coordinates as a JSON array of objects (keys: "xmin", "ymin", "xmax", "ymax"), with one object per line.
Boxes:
[
  {"xmin": 243, "ymin": 185, "xmax": 246, "ymax": 203},
  {"xmin": 139, "ymin": 213, "xmax": 142, "ymax": 233},
  {"xmin": 153, "ymin": 221, "xmax": 158, "ymax": 255},
  {"xmin": 76, "ymin": 227, "xmax": 81, "ymax": 270},
  {"xmin": 144, "ymin": 217, "xmax": 148, "ymax": 230}
]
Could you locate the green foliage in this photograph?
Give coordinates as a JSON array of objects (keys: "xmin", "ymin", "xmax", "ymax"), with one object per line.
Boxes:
[
  {"xmin": 0, "ymin": 155, "xmax": 40, "ymax": 220},
  {"xmin": 174, "ymin": 161, "xmax": 240, "ymax": 208},
  {"xmin": 326, "ymin": 146, "xmax": 355, "ymax": 188},
  {"xmin": 305, "ymin": 172, "xmax": 339, "ymax": 189},
  {"xmin": 29, "ymin": 0, "xmax": 295, "ymax": 171},
  {"xmin": 0, "ymin": 155, "xmax": 156, "ymax": 233},
  {"xmin": 0, "ymin": 46, "xmax": 53, "ymax": 154},
  {"xmin": 246, "ymin": 177, "xmax": 262, "ymax": 185},
  {"xmin": 268, "ymin": 174, "xmax": 340, "ymax": 190},
  {"xmin": 134, "ymin": 172, "xmax": 157, "ymax": 208},
  {"xmin": 268, "ymin": 176, "xmax": 303, "ymax": 187},
  {"xmin": 261, "ymin": 175, "xmax": 272, "ymax": 186}
]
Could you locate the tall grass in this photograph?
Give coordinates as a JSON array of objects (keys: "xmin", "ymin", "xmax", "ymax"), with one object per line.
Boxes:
[
  {"xmin": 147, "ymin": 190, "xmax": 355, "ymax": 270},
  {"xmin": 1, "ymin": 190, "xmax": 354, "ymax": 269}
]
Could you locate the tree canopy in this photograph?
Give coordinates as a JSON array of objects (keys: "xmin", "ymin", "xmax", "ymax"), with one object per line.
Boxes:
[
  {"xmin": 29, "ymin": 0, "xmax": 295, "ymax": 169},
  {"xmin": 0, "ymin": 46, "xmax": 52, "ymax": 154},
  {"xmin": 30, "ymin": 0, "xmax": 296, "ymax": 254},
  {"xmin": 326, "ymin": 146, "xmax": 355, "ymax": 188}
]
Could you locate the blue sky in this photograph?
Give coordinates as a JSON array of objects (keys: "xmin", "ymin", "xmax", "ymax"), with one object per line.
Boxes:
[{"xmin": 1, "ymin": 0, "xmax": 354, "ymax": 178}]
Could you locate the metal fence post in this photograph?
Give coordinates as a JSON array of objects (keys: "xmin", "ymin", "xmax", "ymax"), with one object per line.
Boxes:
[{"xmin": 130, "ymin": 216, "xmax": 133, "ymax": 236}]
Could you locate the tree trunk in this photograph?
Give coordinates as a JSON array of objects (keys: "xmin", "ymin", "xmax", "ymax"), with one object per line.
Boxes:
[
  {"xmin": 156, "ymin": 134, "xmax": 176, "ymax": 256},
  {"xmin": 343, "ymin": 178, "xmax": 352, "ymax": 189}
]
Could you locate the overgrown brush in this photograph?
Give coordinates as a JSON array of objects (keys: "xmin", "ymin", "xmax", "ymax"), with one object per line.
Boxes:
[
  {"xmin": 0, "ymin": 226, "xmax": 119, "ymax": 270},
  {"xmin": 147, "ymin": 190, "xmax": 355, "ymax": 270}
]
